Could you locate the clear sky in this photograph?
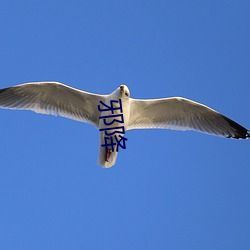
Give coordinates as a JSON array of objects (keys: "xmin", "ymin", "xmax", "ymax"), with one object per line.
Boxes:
[{"xmin": 0, "ymin": 1, "xmax": 249, "ymax": 249}]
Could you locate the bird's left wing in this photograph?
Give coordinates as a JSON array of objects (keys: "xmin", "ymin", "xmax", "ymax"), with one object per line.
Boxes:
[
  {"xmin": 0, "ymin": 82, "xmax": 106, "ymax": 127},
  {"xmin": 128, "ymin": 97, "xmax": 249, "ymax": 139}
]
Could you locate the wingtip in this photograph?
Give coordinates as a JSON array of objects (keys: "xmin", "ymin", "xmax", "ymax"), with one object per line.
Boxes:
[
  {"xmin": 221, "ymin": 115, "xmax": 249, "ymax": 139},
  {"xmin": 247, "ymin": 131, "xmax": 250, "ymax": 139}
]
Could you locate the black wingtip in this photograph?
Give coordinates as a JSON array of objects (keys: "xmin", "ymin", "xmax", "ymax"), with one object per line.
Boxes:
[
  {"xmin": 222, "ymin": 115, "xmax": 250, "ymax": 139},
  {"xmin": 247, "ymin": 131, "xmax": 250, "ymax": 138}
]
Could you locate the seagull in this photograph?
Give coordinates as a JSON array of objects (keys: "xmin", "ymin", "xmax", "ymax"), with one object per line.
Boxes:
[{"xmin": 0, "ymin": 82, "xmax": 249, "ymax": 168}]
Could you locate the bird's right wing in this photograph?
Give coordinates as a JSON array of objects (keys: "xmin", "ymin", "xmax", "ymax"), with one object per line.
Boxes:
[
  {"xmin": 128, "ymin": 97, "xmax": 249, "ymax": 139},
  {"xmin": 0, "ymin": 82, "xmax": 106, "ymax": 127}
]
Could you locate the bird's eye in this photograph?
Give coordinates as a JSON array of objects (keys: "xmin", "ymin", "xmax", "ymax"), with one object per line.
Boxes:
[{"xmin": 125, "ymin": 92, "xmax": 129, "ymax": 97}]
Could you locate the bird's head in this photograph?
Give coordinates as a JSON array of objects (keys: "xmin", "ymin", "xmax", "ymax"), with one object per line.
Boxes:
[
  {"xmin": 119, "ymin": 84, "xmax": 130, "ymax": 98},
  {"xmin": 110, "ymin": 84, "xmax": 130, "ymax": 100}
]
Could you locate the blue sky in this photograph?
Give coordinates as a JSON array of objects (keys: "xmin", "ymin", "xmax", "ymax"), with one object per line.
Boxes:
[{"xmin": 0, "ymin": 1, "xmax": 249, "ymax": 249}]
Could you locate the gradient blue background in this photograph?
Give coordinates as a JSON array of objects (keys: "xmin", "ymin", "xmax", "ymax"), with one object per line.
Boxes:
[{"xmin": 0, "ymin": 1, "xmax": 249, "ymax": 249}]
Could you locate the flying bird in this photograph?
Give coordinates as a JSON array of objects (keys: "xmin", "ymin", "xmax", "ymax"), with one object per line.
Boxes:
[{"xmin": 0, "ymin": 82, "xmax": 249, "ymax": 168}]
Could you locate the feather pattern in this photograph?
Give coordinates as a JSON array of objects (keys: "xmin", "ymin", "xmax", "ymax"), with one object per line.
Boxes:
[
  {"xmin": 128, "ymin": 97, "xmax": 249, "ymax": 139},
  {"xmin": 0, "ymin": 82, "xmax": 106, "ymax": 127}
]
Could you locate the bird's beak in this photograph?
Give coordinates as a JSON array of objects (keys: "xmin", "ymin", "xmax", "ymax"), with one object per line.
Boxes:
[{"xmin": 120, "ymin": 85, "xmax": 124, "ymax": 93}]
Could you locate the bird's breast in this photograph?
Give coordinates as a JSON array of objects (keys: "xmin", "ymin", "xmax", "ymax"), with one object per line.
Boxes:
[{"xmin": 98, "ymin": 97, "xmax": 130, "ymax": 131}]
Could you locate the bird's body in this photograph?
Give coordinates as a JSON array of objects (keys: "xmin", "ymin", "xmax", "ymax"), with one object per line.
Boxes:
[
  {"xmin": 0, "ymin": 82, "xmax": 249, "ymax": 168},
  {"xmin": 97, "ymin": 86, "xmax": 131, "ymax": 167}
]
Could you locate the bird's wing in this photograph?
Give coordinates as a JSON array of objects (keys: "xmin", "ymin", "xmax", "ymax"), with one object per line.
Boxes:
[
  {"xmin": 0, "ymin": 82, "xmax": 106, "ymax": 127},
  {"xmin": 128, "ymin": 97, "xmax": 249, "ymax": 139}
]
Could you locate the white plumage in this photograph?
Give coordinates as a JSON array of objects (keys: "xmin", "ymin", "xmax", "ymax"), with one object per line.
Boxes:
[{"xmin": 0, "ymin": 82, "xmax": 249, "ymax": 167}]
